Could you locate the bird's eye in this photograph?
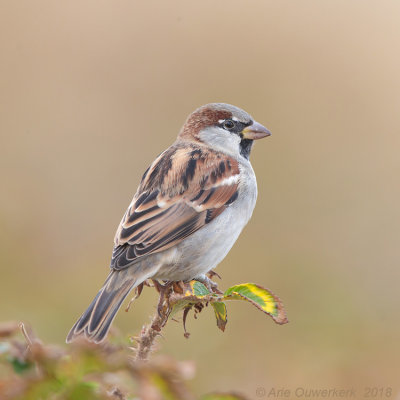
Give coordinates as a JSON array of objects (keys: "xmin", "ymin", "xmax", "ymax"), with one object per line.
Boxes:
[{"xmin": 223, "ymin": 120, "xmax": 235, "ymax": 130}]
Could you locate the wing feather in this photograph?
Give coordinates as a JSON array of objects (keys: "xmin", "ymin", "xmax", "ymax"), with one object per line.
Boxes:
[{"xmin": 111, "ymin": 143, "xmax": 240, "ymax": 270}]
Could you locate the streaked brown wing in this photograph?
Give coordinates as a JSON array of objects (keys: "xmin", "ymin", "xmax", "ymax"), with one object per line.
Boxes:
[{"xmin": 111, "ymin": 143, "xmax": 240, "ymax": 270}]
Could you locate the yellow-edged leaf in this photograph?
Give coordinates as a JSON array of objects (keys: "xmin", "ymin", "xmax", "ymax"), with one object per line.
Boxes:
[
  {"xmin": 223, "ymin": 283, "xmax": 288, "ymax": 324},
  {"xmin": 211, "ymin": 302, "xmax": 227, "ymax": 332},
  {"xmin": 171, "ymin": 281, "xmax": 211, "ymax": 317},
  {"xmin": 190, "ymin": 281, "xmax": 210, "ymax": 297}
]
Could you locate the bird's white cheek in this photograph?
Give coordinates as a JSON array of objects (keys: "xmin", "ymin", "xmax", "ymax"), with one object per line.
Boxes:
[{"xmin": 198, "ymin": 127, "xmax": 241, "ymax": 157}]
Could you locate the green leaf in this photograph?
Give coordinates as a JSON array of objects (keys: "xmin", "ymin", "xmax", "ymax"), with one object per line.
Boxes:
[
  {"xmin": 170, "ymin": 297, "xmax": 193, "ymax": 317},
  {"xmin": 8, "ymin": 357, "xmax": 33, "ymax": 374},
  {"xmin": 223, "ymin": 283, "xmax": 288, "ymax": 324},
  {"xmin": 191, "ymin": 281, "xmax": 210, "ymax": 296},
  {"xmin": 170, "ymin": 281, "xmax": 211, "ymax": 317},
  {"xmin": 212, "ymin": 302, "xmax": 228, "ymax": 332}
]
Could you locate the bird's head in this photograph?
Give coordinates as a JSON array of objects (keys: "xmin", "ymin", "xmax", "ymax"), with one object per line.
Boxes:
[{"xmin": 179, "ymin": 103, "xmax": 271, "ymax": 159}]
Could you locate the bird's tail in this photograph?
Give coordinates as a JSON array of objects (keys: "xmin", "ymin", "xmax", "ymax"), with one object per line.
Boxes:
[{"xmin": 66, "ymin": 268, "xmax": 141, "ymax": 343}]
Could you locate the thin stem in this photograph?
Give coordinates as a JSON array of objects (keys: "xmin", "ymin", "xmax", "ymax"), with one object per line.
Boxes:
[
  {"xmin": 134, "ymin": 282, "xmax": 173, "ymax": 361},
  {"xmin": 133, "ymin": 279, "xmax": 221, "ymax": 361},
  {"xmin": 134, "ymin": 314, "xmax": 165, "ymax": 361}
]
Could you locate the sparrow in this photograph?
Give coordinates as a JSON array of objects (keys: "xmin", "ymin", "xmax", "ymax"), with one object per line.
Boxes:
[{"xmin": 66, "ymin": 103, "xmax": 271, "ymax": 343}]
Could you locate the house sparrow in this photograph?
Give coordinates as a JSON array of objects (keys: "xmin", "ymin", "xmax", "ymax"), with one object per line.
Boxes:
[{"xmin": 67, "ymin": 103, "xmax": 271, "ymax": 343}]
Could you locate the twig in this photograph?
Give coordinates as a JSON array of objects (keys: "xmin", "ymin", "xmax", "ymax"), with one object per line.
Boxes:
[
  {"xmin": 133, "ymin": 280, "xmax": 218, "ymax": 361},
  {"xmin": 134, "ymin": 282, "xmax": 173, "ymax": 361}
]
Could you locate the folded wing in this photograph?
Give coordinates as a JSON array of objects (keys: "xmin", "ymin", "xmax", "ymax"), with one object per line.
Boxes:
[{"xmin": 111, "ymin": 143, "xmax": 240, "ymax": 270}]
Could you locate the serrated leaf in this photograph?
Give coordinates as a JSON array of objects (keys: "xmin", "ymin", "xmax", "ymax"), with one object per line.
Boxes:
[
  {"xmin": 212, "ymin": 302, "xmax": 228, "ymax": 332},
  {"xmin": 190, "ymin": 281, "xmax": 210, "ymax": 297},
  {"xmin": 224, "ymin": 283, "xmax": 288, "ymax": 324},
  {"xmin": 171, "ymin": 281, "xmax": 210, "ymax": 315}
]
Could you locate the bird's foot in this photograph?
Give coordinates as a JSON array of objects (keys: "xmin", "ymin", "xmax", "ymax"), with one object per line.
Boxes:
[
  {"xmin": 207, "ymin": 269, "xmax": 222, "ymax": 280},
  {"xmin": 193, "ymin": 275, "xmax": 223, "ymax": 294}
]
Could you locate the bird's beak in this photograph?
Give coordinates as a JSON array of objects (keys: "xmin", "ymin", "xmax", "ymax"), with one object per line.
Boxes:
[{"xmin": 242, "ymin": 121, "xmax": 271, "ymax": 140}]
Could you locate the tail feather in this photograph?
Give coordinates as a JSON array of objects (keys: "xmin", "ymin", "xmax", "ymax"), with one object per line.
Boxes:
[{"xmin": 66, "ymin": 270, "xmax": 137, "ymax": 343}]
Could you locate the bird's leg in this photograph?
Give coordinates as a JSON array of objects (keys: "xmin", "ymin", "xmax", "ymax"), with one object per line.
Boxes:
[{"xmin": 193, "ymin": 274, "xmax": 222, "ymax": 294}]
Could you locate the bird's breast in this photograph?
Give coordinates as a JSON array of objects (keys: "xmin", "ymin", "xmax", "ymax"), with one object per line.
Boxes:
[{"xmin": 154, "ymin": 160, "xmax": 258, "ymax": 281}]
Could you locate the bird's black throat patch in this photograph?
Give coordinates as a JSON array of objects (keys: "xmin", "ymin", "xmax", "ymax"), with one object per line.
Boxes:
[{"xmin": 239, "ymin": 139, "xmax": 253, "ymax": 159}]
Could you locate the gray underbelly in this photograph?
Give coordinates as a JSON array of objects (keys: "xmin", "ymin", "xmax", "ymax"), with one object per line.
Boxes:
[
  {"xmin": 149, "ymin": 159, "xmax": 257, "ymax": 281},
  {"xmin": 154, "ymin": 191, "xmax": 256, "ymax": 281}
]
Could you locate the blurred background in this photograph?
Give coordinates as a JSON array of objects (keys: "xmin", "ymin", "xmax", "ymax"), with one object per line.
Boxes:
[{"xmin": 1, "ymin": 0, "xmax": 399, "ymax": 397}]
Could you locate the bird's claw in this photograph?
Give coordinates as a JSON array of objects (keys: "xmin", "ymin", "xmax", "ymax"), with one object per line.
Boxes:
[
  {"xmin": 207, "ymin": 270, "xmax": 222, "ymax": 280},
  {"xmin": 194, "ymin": 275, "xmax": 222, "ymax": 294}
]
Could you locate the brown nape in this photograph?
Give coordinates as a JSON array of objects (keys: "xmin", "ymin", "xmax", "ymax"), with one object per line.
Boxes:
[{"xmin": 179, "ymin": 106, "xmax": 231, "ymax": 140}]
